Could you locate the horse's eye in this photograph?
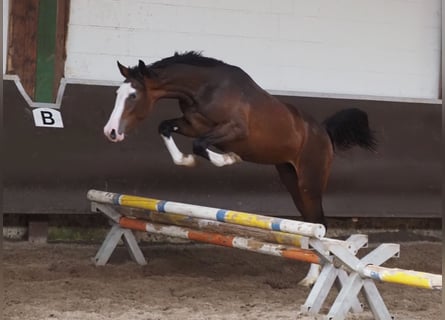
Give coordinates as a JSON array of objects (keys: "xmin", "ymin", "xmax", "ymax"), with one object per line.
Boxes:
[{"xmin": 129, "ymin": 93, "xmax": 136, "ymax": 99}]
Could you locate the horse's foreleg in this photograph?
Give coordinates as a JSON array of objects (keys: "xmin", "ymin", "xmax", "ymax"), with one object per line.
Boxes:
[
  {"xmin": 159, "ymin": 119, "xmax": 197, "ymax": 167},
  {"xmin": 193, "ymin": 120, "xmax": 245, "ymax": 167},
  {"xmin": 161, "ymin": 135, "xmax": 197, "ymax": 167}
]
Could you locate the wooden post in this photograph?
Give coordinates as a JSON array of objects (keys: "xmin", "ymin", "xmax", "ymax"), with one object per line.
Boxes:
[{"xmin": 7, "ymin": 0, "xmax": 39, "ymax": 99}]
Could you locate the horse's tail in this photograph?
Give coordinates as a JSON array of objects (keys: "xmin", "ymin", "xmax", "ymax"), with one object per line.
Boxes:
[{"xmin": 322, "ymin": 108, "xmax": 377, "ymax": 152}]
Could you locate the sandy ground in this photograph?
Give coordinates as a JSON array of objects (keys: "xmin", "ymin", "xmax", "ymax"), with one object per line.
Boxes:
[{"xmin": 3, "ymin": 240, "xmax": 441, "ymax": 320}]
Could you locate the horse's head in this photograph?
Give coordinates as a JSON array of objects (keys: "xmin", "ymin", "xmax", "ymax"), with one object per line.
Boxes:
[{"xmin": 104, "ymin": 60, "xmax": 154, "ymax": 142}]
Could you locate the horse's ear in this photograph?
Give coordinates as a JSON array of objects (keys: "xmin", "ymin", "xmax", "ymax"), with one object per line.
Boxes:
[
  {"xmin": 117, "ymin": 61, "xmax": 129, "ymax": 78},
  {"xmin": 138, "ymin": 59, "xmax": 157, "ymax": 78},
  {"xmin": 138, "ymin": 59, "xmax": 148, "ymax": 75}
]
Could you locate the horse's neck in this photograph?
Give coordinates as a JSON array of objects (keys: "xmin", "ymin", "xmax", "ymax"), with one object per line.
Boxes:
[
  {"xmin": 152, "ymin": 84, "xmax": 195, "ymax": 105},
  {"xmin": 152, "ymin": 66, "xmax": 208, "ymax": 104}
]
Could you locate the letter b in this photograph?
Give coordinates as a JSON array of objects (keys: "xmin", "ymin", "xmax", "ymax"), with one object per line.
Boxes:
[
  {"xmin": 41, "ymin": 111, "xmax": 55, "ymax": 125},
  {"xmin": 32, "ymin": 108, "xmax": 64, "ymax": 128}
]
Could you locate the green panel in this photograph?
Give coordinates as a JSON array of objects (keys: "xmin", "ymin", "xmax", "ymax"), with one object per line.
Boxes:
[{"xmin": 35, "ymin": 0, "xmax": 57, "ymax": 102}]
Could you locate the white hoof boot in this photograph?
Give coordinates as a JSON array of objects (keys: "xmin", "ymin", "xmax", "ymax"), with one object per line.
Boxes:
[
  {"xmin": 173, "ymin": 154, "xmax": 197, "ymax": 167},
  {"xmin": 208, "ymin": 150, "xmax": 242, "ymax": 167}
]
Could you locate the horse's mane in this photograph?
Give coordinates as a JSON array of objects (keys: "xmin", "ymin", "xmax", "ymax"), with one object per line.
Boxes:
[
  {"xmin": 150, "ymin": 51, "xmax": 225, "ymax": 69},
  {"xmin": 124, "ymin": 51, "xmax": 226, "ymax": 81}
]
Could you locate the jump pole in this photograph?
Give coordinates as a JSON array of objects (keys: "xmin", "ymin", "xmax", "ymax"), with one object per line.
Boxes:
[
  {"xmin": 361, "ymin": 265, "xmax": 441, "ymax": 290},
  {"xmin": 120, "ymin": 206, "xmax": 309, "ymax": 248},
  {"xmin": 119, "ymin": 216, "xmax": 321, "ymax": 265},
  {"xmin": 108, "ymin": 205, "xmax": 357, "ymax": 252},
  {"xmin": 87, "ymin": 189, "xmax": 326, "ymax": 239}
]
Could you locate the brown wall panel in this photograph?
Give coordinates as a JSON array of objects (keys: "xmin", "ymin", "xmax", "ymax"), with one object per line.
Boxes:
[{"xmin": 7, "ymin": 0, "xmax": 39, "ymax": 98}]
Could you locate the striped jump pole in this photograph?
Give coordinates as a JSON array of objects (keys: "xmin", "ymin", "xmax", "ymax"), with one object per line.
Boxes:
[
  {"xmin": 87, "ymin": 190, "xmax": 326, "ymax": 239},
  {"xmin": 361, "ymin": 265, "xmax": 441, "ymax": 290},
  {"xmin": 122, "ymin": 207, "xmax": 309, "ymax": 248},
  {"xmin": 326, "ymin": 241, "xmax": 443, "ymax": 291},
  {"xmin": 119, "ymin": 216, "xmax": 321, "ymax": 265}
]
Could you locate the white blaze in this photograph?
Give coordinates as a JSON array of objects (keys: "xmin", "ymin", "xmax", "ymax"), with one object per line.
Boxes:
[{"xmin": 104, "ymin": 82, "xmax": 136, "ymax": 142}]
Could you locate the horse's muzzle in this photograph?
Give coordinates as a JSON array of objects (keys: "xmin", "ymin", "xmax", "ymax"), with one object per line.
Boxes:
[
  {"xmin": 110, "ymin": 129, "xmax": 117, "ymax": 140},
  {"xmin": 104, "ymin": 127, "xmax": 125, "ymax": 142}
]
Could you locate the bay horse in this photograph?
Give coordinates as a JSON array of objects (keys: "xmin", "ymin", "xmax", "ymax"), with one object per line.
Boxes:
[{"xmin": 104, "ymin": 51, "xmax": 376, "ymax": 286}]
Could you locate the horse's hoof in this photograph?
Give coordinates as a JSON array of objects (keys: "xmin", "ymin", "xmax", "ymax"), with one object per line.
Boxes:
[
  {"xmin": 227, "ymin": 152, "xmax": 242, "ymax": 163},
  {"xmin": 174, "ymin": 154, "xmax": 197, "ymax": 167},
  {"xmin": 217, "ymin": 152, "xmax": 242, "ymax": 166},
  {"xmin": 298, "ymin": 277, "xmax": 316, "ymax": 288}
]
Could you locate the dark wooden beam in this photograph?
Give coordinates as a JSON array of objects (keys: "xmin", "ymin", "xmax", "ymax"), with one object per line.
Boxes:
[
  {"xmin": 7, "ymin": 0, "xmax": 40, "ymax": 100},
  {"xmin": 53, "ymin": 0, "xmax": 70, "ymax": 100}
]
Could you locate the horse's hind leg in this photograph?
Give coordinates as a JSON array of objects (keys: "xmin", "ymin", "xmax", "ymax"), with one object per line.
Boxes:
[
  {"xmin": 192, "ymin": 120, "xmax": 245, "ymax": 167},
  {"xmin": 275, "ymin": 162, "xmax": 327, "ymax": 226},
  {"xmin": 275, "ymin": 157, "xmax": 331, "ymax": 287}
]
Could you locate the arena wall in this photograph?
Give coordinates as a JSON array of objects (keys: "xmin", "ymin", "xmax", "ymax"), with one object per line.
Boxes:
[{"xmin": 65, "ymin": 0, "xmax": 441, "ymax": 101}]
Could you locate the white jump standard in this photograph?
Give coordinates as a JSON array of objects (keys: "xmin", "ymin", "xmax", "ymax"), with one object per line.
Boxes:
[{"xmin": 88, "ymin": 189, "xmax": 442, "ymax": 320}]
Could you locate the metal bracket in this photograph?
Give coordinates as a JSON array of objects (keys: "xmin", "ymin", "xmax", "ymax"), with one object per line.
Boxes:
[
  {"xmin": 318, "ymin": 243, "xmax": 399, "ymax": 320},
  {"xmin": 303, "ymin": 235, "xmax": 368, "ymax": 317},
  {"xmin": 302, "ymin": 235, "xmax": 398, "ymax": 320}
]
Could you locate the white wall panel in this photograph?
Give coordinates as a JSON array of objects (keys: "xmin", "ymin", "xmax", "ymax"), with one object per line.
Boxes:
[{"xmin": 65, "ymin": 0, "xmax": 441, "ymax": 100}]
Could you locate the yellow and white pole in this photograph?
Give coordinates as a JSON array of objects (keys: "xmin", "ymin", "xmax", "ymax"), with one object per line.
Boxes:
[
  {"xmin": 87, "ymin": 189, "xmax": 326, "ymax": 239},
  {"xmin": 361, "ymin": 265, "xmax": 441, "ymax": 290}
]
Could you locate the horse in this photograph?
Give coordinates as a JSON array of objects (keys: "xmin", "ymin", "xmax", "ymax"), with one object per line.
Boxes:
[{"xmin": 104, "ymin": 51, "xmax": 376, "ymax": 286}]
